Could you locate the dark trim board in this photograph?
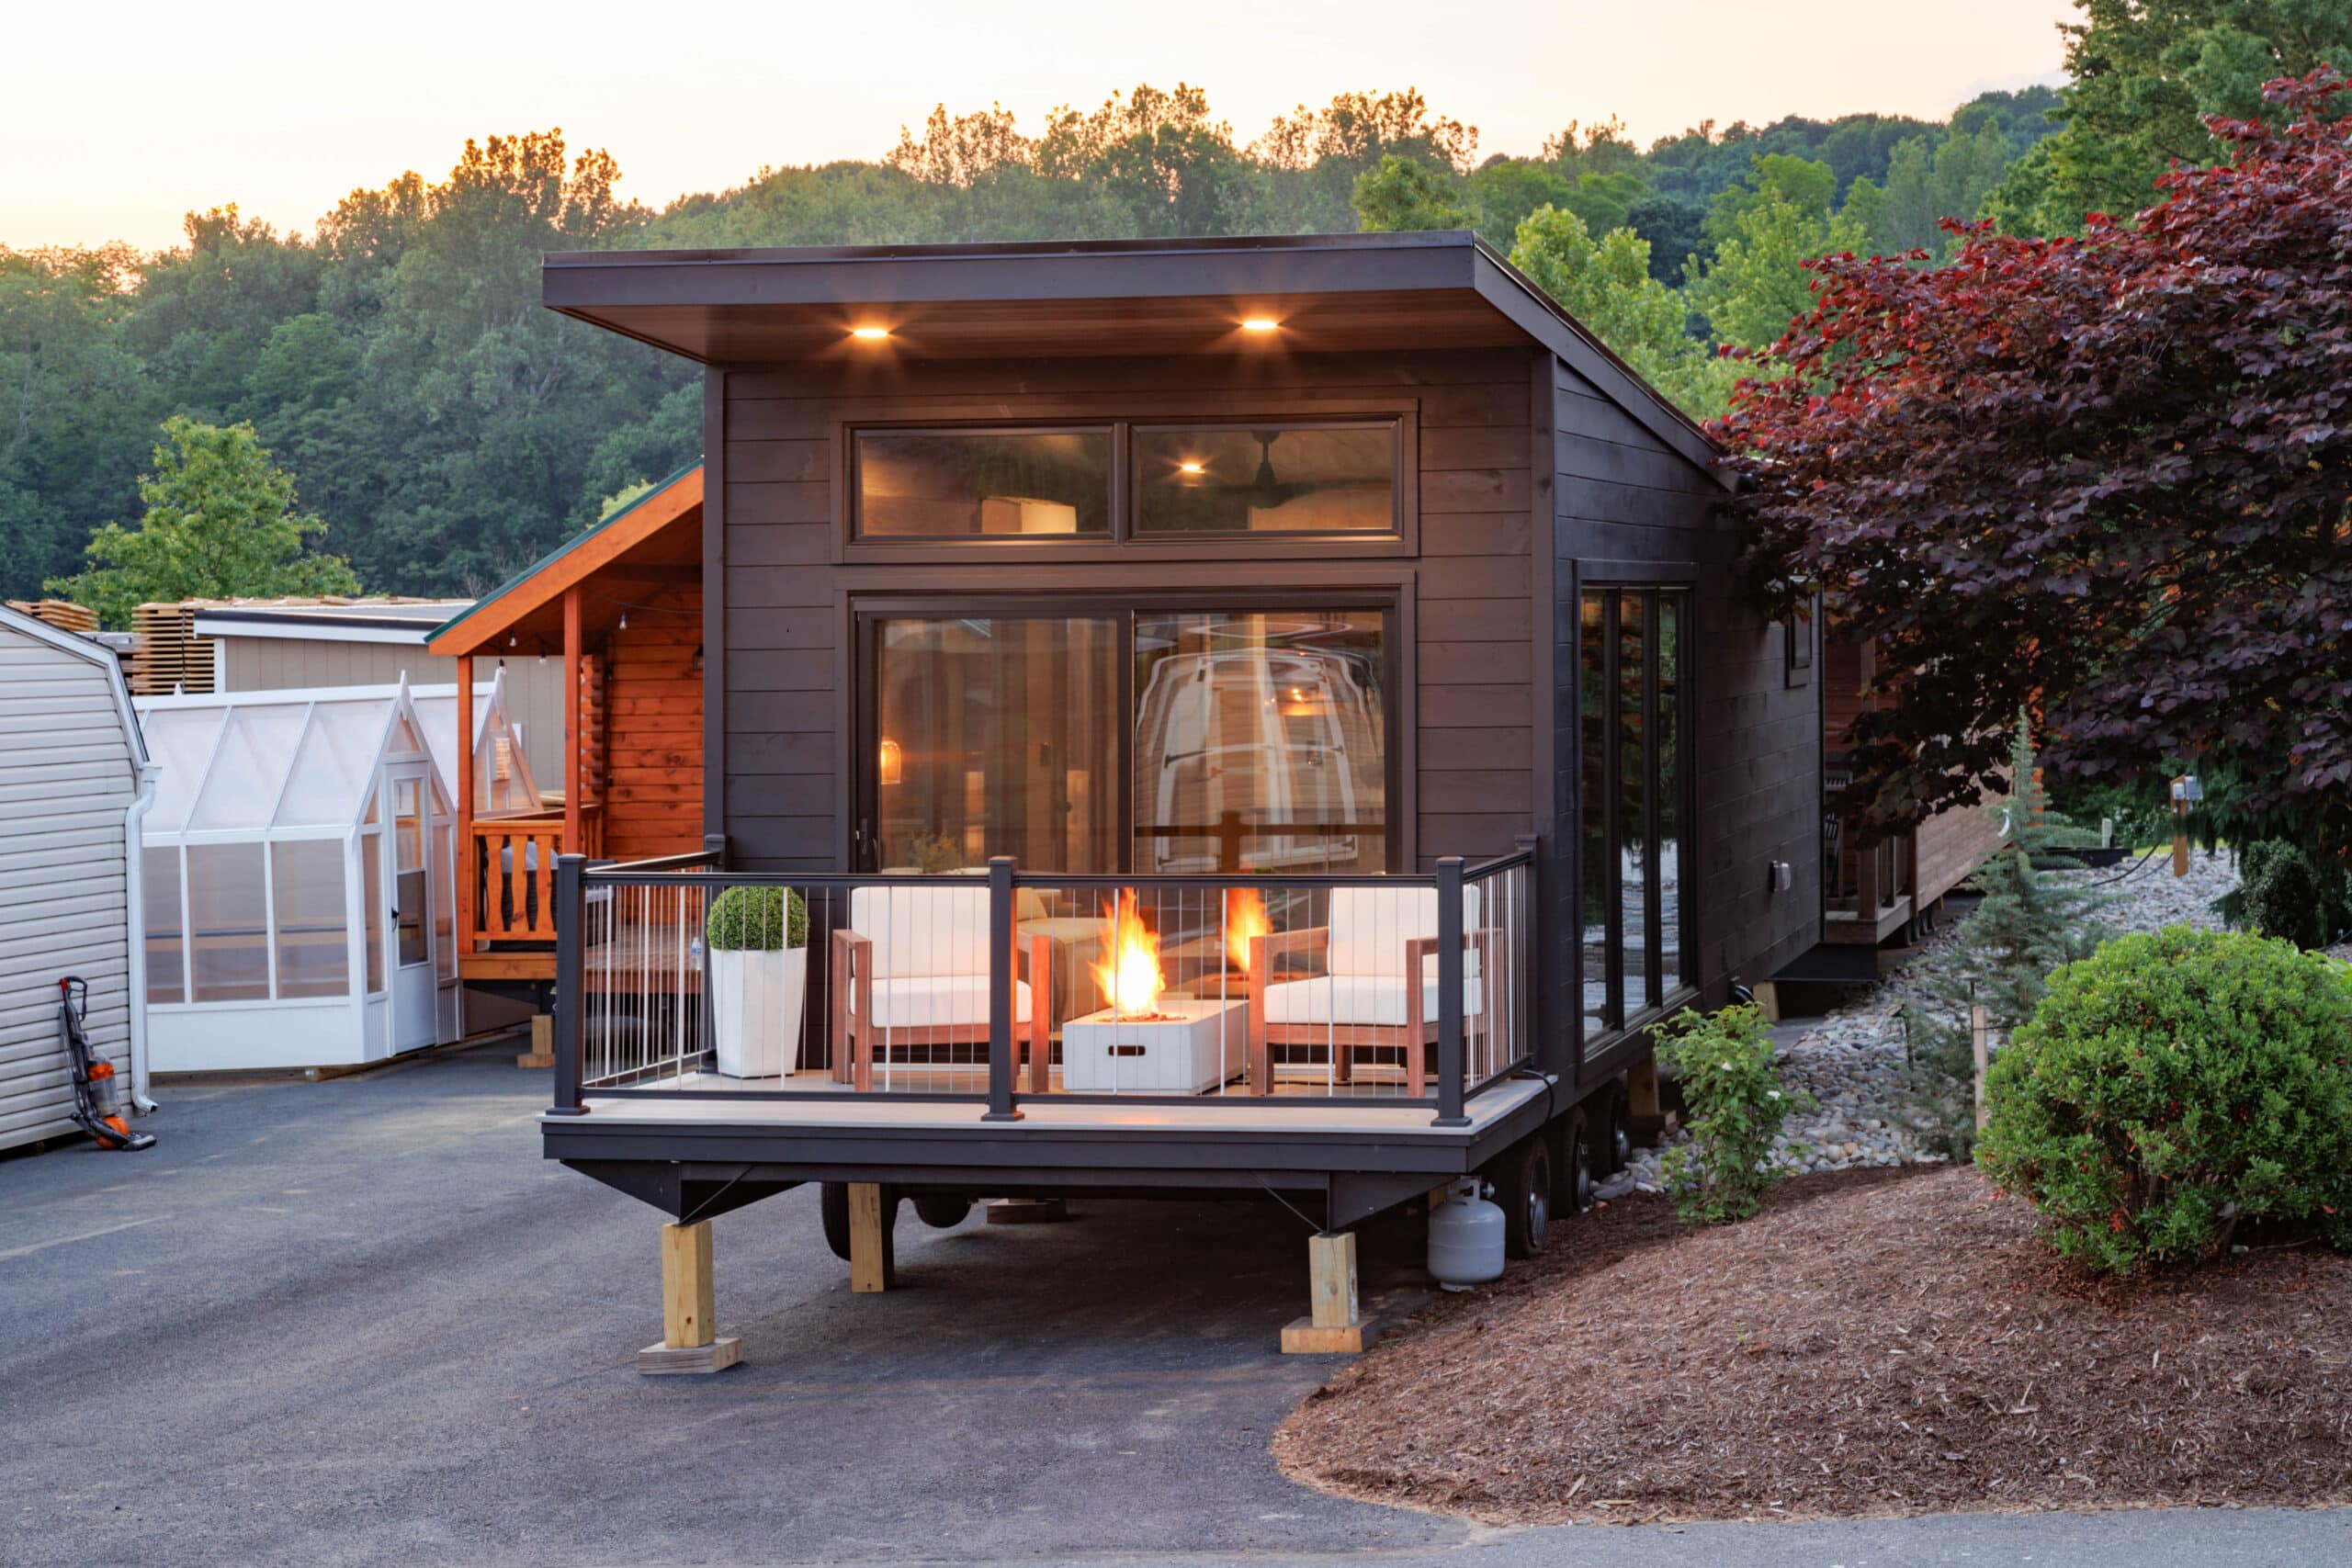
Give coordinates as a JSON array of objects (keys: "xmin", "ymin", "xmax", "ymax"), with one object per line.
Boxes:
[{"xmin": 546, "ymin": 1083, "xmax": 1558, "ymax": 1229}]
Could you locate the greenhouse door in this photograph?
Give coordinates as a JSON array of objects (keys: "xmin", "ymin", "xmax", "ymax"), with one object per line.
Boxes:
[{"xmin": 384, "ymin": 762, "xmax": 438, "ymax": 1052}]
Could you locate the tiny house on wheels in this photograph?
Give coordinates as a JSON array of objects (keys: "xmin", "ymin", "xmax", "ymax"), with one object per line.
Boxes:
[{"xmin": 506, "ymin": 232, "xmax": 1820, "ymax": 1365}]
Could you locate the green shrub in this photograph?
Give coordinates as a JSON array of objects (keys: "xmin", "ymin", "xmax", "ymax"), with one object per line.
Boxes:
[
  {"xmin": 705, "ymin": 886, "xmax": 808, "ymax": 951},
  {"xmin": 2216, "ymin": 839, "xmax": 2352, "ymax": 951},
  {"xmin": 1975, "ymin": 926, "xmax": 2352, "ymax": 1275},
  {"xmin": 1650, "ymin": 1002, "xmax": 1811, "ymax": 1226}
]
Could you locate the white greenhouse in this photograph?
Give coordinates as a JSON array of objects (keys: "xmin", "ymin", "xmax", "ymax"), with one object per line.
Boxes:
[{"xmin": 134, "ymin": 675, "xmax": 537, "ymax": 1072}]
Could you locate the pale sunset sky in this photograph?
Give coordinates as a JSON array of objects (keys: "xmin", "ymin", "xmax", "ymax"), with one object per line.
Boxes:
[{"xmin": 5, "ymin": 0, "xmax": 2075, "ymax": 254}]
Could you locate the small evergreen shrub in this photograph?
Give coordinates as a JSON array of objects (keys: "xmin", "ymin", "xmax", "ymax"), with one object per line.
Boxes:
[
  {"xmin": 1650, "ymin": 1002, "xmax": 1811, "ymax": 1226},
  {"xmin": 1975, "ymin": 926, "xmax": 2352, "ymax": 1275},
  {"xmin": 1898, "ymin": 714, "xmax": 2110, "ymax": 1159},
  {"xmin": 2216, "ymin": 839, "xmax": 2352, "ymax": 951},
  {"xmin": 706, "ymin": 886, "xmax": 808, "ymax": 951}
]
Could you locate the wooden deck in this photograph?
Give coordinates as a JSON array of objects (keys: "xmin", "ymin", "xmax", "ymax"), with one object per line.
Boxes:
[{"xmin": 560, "ymin": 1072, "xmax": 1544, "ymax": 1135}]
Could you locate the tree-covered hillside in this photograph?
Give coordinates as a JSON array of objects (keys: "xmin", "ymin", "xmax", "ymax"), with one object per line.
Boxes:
[{"xmin": 6, "ymin": 0, "xmax": 2311, "ymax": 611}]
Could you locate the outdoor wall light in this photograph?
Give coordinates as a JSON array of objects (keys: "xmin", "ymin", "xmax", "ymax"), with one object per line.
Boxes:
[
  {"xmin": 877, "ymin": 738, "xmax": 903, "ymax": 786},
  {"xmin": 1177, "ymin": 460, "xmax": 1206, "ymax": 475},
  {"xmin": 851, "ymin": 325, "xmax": 890, "ymax": 340},
  {"xmin": 1240, "ymin": 318, "xmax": 1280, "ymax": 333}
]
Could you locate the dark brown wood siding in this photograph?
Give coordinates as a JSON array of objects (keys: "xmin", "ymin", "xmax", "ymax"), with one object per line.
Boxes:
[
  {"xmin": 1551, "ymin": 360, "xmax": 1819, "ymax": 1080},
  {"xmin": 715, "ymin": 346, "xmax": 1544, "ymax": 875}
]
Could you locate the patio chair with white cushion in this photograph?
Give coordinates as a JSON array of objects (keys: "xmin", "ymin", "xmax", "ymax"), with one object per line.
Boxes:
[
  {"xmin": 1245, "ymin": 884, "xmax": 1487, "ymax": 1095},
  {"xmin": 830, "ymin": 884, "xmax": 1053, "ymax": 1092}
]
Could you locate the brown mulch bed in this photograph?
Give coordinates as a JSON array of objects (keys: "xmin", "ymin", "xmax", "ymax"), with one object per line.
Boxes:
[{"xmin": 1274, "ymin": 1167, "xmax": 2352, "ymax": 1524}]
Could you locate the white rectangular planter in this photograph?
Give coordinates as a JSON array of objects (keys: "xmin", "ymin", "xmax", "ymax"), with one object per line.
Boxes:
[
  {"xmin": 1059, "ymin": 998, "xmax": 1247, "ymax": 1094},
  {"xmin": 711, "ymin": 945, "xmax": 808, "ymax": 1078}
]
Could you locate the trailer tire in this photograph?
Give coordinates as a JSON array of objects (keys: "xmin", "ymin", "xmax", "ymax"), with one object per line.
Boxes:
[
  {"xmin": 1561, "ymin": 1108, "xmax": 1595, "ymax": 1215},
  {"xmin": 820, "ymin": 1181, "xmax": 854, "ymax": 1259},
  {"xmin": 1497, "ymin": 1134, "xmax": 1554, "ymax": 1259},
  {"xmin": 912, "ymin": 1195, "xmax": 973, "ymax": 1229},
  {"xmin": 1594, "ymin": 1084, "xmax": 1631, "ymax": 1178}
]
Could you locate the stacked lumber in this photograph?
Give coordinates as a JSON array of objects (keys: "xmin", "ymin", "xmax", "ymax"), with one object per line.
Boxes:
[
  {"xmin": 3, "ymin": 599, "xmax": 99, "ymax": 635},
  {"xmin": 130, "ymin": 603, "xmax": 216, "ymax": 694}
]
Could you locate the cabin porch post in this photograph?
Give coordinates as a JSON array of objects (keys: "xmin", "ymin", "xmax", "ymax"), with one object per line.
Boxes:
[
  {"xmin": 638, "ymin": 1219, "xmax": 741, "ymax": 1374},
  {"xmin": 455, "ymin": 655, "xmax": 473, "ymax": 963},
  {"xmin": 563, "ymin": 586, "xmax": 582, "ymax": 857}
]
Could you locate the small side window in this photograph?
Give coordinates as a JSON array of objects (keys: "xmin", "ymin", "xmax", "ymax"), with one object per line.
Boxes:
[
  {"xmin": 1134, "ymin": 423, "xmax": 1398, "ymax": 536},
  {"xmin": 853, "ymin": 428, "xmax": 1112, "ymax": 539}
]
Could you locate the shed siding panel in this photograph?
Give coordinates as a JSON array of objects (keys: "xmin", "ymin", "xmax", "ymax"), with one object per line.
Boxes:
[{"xmin": 0, "ymin": 628, "xmax": 137, "ymax": 1152}]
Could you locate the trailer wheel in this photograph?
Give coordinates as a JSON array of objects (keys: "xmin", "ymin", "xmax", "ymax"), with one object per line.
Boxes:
[
  {"xmin": 1497, "ymin": 1134, "xmax": 1554, "ymax": 1259},
  {"xmin": 1562, "ymin": 1108, "xmax": 1595, "ymax": 1214},
  {"xmin": 912, "ymin": 1195, "xmax": 973, "ymax": 1229},
  {"xmin": 1595, "ymin": 1085, "xmax": 1631, "ymax": 1178},
  {"xmin": 821, "ymin": 1181, "xmax": 905, "ymax": 1258},
  {"xmin": 820, "ymin": 1181, "xmax": 854, "ymax": 1259}
]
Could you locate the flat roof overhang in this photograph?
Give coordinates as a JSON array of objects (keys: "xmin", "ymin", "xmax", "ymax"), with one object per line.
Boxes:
[{"xmin": 544, "ymin": 231, "xmax": 1726, "ymax": 481}]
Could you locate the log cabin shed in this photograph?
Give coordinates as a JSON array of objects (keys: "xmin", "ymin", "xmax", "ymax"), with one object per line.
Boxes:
[{"xmin": 508, "ymin": 231, "xmax": 1822, "ymax": 1364}]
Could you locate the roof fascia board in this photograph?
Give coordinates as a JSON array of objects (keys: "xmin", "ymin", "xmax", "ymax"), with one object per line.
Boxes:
[
  {"xmin": 542, "ymin": 239, "xmax": 1477, "ymax": 313},
  {"xmin": 427, "ymin": 463, "xmax": 703, "ymax": 656},
  {"xmin": 1467, "ymin": 249, "xmax": 1732, "ymax": 488},
  {"xmin": 191, "ymin": 615, "xmax": 435, "ymax": 644}
]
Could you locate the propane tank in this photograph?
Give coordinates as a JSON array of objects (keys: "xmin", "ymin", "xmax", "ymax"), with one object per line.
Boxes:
[{"xmin": 1427, "ymin": 1178, "xmax": 1506, "ymax": 1291}]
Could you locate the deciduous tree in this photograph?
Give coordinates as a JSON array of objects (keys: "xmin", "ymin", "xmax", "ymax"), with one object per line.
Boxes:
[
  {"xmin": 49, "ymin": 417, "xmax": 359, "ymax": 626},
  {"xmin": 1721, "ymin": 71, "xmax": 2352, "ymax": 864}
]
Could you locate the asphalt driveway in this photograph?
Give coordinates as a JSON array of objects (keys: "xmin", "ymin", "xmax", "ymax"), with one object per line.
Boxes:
[{"xmin": 3, "ymin": 1037, "xmax": 2345, "ymax": 1567}]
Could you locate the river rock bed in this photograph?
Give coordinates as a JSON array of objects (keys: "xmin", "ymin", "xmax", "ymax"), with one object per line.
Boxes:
[{"xmin": 1599, "ymin": 848, "xmax": 2243, "ymax": 1197}]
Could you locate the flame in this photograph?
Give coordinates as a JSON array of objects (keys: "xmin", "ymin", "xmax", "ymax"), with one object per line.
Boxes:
[
  {"xmin": 1091, "ymin": 890, "xmax": 1167, "ymax": 1017},
  {"xmin": 1225, "ymin": 887, "xmax": 1270, "ymax": 972}
]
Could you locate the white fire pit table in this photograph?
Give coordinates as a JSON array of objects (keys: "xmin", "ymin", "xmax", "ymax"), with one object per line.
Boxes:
[{"xmin": 1058, "ymin": 997, "xmax": 1249, "ymax": 1095}]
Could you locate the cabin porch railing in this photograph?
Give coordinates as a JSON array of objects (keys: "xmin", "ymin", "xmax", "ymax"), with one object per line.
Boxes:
[
  {"xmin": 464, "ymin": 807, "xmax": 603, "ymax": 945},
  {"xmin": 548, "ymin": 852, "xmax": 1535, "ymax": 1125}
]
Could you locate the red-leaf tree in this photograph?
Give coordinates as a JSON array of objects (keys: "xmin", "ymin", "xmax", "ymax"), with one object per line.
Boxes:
[{"xmin": 1720, "ymin": 69, "xmax": 2352, "ymax": 861}]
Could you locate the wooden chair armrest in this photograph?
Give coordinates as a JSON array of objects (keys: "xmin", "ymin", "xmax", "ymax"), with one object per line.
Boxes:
[{"xmin": 1261, "ymin": 926, "xmax": 1336, "ymax": 973}]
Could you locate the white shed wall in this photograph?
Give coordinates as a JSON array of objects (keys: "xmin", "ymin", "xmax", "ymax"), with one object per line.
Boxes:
[{"xmin": 0, "ymin": 632, "xmax": 141, "ymax": 1150}]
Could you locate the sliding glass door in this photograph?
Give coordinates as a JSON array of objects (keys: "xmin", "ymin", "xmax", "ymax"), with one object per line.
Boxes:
[
  {"xmin": 1134, "ymin": 611, "xmax": 1387, "ymax": 874},
  {"xmin": 869, "ymin": 616, "xmax": 1122, "ymax": 873},
  {"xmin": 1579, "ymin": 584, "xmax": 1692, "ymax": 1050},
  {"xmin": 863, "ymin": 603, "xmax": 1393, "ymax": 874}
]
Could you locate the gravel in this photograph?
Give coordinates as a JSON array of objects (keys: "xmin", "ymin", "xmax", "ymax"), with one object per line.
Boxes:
[{"xmin": 1599, "ymin": 848, "xmax": 2245, "ymax": 1199}]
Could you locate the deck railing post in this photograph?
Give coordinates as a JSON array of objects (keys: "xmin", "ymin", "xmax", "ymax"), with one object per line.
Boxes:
[
  {"xmin": 1434, "ymin": 855, "xmax": 1469, "ymax": 1127},
  {"xmin": 550, "ymin": 852, "xmax": 587, "ymax": 1116},
  {"xmin": 982, "ymin": 855, "xmax": 1022, "ymax": 1122}
]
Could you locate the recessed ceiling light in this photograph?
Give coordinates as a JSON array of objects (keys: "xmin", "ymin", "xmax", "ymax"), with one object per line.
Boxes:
[
  {"xmin": 1241, "ymin": 318, "xmax": 1280, "ymax": 333},
  {"xmin": 851, "ymin": 325, "xmax": 890, "ymax": 340}
]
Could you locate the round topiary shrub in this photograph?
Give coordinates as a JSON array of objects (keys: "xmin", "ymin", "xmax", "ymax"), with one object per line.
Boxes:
[
  {"xmin": 1975, "ymin": 925, "xmax": 2352, "ymax": 1274},
  {"xmin": 705, "ymin": 886, "xmax": 808, "ymax": 951}
]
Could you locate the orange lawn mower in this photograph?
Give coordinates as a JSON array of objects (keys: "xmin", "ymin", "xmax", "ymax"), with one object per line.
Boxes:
[{"xmin": 57, "ymin": 976, "xmax": 154, "ymax": 1152}]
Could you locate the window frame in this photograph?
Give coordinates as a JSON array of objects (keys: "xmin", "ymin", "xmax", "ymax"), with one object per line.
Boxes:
[
  {"xmin": 1577, "ymin": 581, "xmax": 1698, "ymax": 1059},
  {"xmin": 1128, "ymin": 420, "xmax": 1405, "ymax": 542},
  {"xmin": 851, "ymin": 590, "xmax": 1406, "ymax": 876},
  {"xmin": 838, "ymin": 410, "xmax": 1417, "ymax": 563},
  {"xmin": 847, "ymin": 423, "xmax": 1119, "ymax": 545}
]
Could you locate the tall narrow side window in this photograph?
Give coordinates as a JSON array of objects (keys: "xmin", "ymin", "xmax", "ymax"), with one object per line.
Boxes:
[{"xmin": 1580, "ymin": 585, "xmax": 1693, "ymax": 1056}]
